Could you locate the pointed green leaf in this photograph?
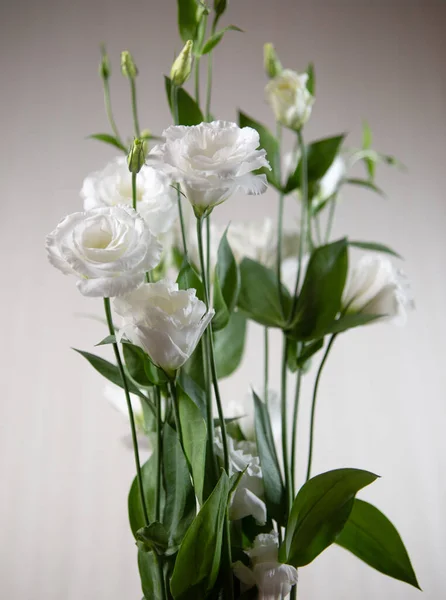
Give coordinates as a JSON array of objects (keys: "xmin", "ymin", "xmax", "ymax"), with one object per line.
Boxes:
[
  {"xmin": 284, "ymin": 468, "xmax": 378, "ymax": 567},
  {"xmin": 346, "ymin": 177, "xmax": 385, "ymax": 197},
  {"xmin": 213, "ymin": 229, "xmax": 240, "ymax": 331},
  {"xmin": 201, "ymin": 25, "xmax": 243, "ymax": 55},
  {"xmin": 325, "ymin": 313, "xmax": 383, "ymax": 334},
  {"xmin": 177, "ymin": 260, "xmax": 205, "ymax": 302},
  {"xmin": 165, "ymin": 76, "xmax": 204, "ymax": 126},
  {"xmin": 136, "ymin": 522, "xmax": 169, "ymax": 554},
  {"xmin": 238, "ymin": 111, "xmax": 280, "ymax": 189},
  {"xmin": 122, "ymin": 343, "xmax": 152, "ymax": 387},
  {"xmin": 177, "ymin": 0, "xmax": 200, "ymax": 42},
  {"xmin": 178, "ymin": 369, "xmax": 207, "ymax": 419},
  {"xmin": 214, "ymin": 311, "xmax": 247, "ymax": 379},
  {"xmin": 349, "ymin": 240, "xmax": 402, "ymax": 259},
  {"xmin": 306, "ymin": 63, "xmax": 315, "ymax": 96},
  {"xmin": 128, "ymin": 454, "xmax": 165, "ymax": 537},
  {"xmin": 253, "ymin": 390, "xmax": 287, "ymax": 525},
  {"xmin": 88, "ymin": 133, "xmax": 127, "ymax": 153},
  {"xmin": 336, "ymin": 499, "xmax": 420, "ymax": 589},
  {"xmin": 138, "ymin": 549, "xmax": 163, "ymax": 599},
  {"xmin": 170, "ymin": 472, "xmax": 230, "ymax": 599}
]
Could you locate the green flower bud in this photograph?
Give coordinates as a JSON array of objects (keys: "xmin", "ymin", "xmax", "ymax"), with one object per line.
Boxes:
[
  {"xmin": 170, "ymin": 40, "xmax": 193, "ymax": 87},
  {"xmin": 127, "ymin": 138, "xmax": 146, "ymax": 174},
  {"xmin": 99, "ymin": 44, "xmax": 111, "ymax": 80},
  {"xmin": 214, "ymin": 0, "xmax": 227, "ymax": 18},
  {"xmin": 121, "ymin": 50, "xmax": 138, "ymax": 79},
  {"xmin": 264, "ymin": 43, "xmax": 282, "ymax": 78}
]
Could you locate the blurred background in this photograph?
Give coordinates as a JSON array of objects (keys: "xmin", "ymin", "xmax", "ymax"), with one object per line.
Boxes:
[{"xmin": 1, "ymin": 0, "xmax": 445, "ymax": 598}]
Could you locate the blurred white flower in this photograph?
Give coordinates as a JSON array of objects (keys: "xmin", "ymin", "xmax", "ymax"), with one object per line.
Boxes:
[
  {"xmin": 103, "ymin": 384, "xmax": 151, "ymax": 452},
  {"xmin": 214, "ymin": 429, "xmax": 267, "ymax": 524},
  {"xmin": 265, "ymin": 69, "xmax": 314, "ymax": 130},
  {"xmin": 113, "ymin": 280, "xmax": 214, "ymax": 373},
  {"xmin": 81, "ymin": 157, "xmax": 177, "ymax": 236},
  {"xmin": 342, "ymin": 254, "xmax": 413, "ymax": 324},
  {"xmin": 46, "ymin": 206, "xmax": 162, "ymax": 297},
  {"xmin": 233, "ymin": 531, "xmax": 298, "ymax": 599},
  {"xmin": 224, "ymin": 388, "xmax": 281, "ymax": 444},
  {"xmin": 317, "ymin": 155, "xmax": 346, "ymax": 202},
  {"xmin": 149, "ymin": 121, "xmax": 270, "ymax": 215}
]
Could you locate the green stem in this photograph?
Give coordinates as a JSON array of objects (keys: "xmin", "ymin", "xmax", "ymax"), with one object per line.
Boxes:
[
  {"xmin": 290, "ymin": 366, "xmax": 302, "ymax": 497},
  {"xmin": 306, "ymin": 334, "xmax": 338, "ymax": 481},
  {"xmin": 103, "ymin": 298, "xmax": 149, "ymax": 525},
  {"xmin": 275, "ymin": 123, "xmax": 286, "ymax": 318},
  {"xmin": 196, "ymin": 217, "xmax": 230, "ymax": 473},
  {"xmin": 169, "ymin": 379, "xmax": 184, "ymax": 450},
  {"xmin": 194, "ymin": 56, "xmax": 200, "ymax": 106},
  {"xmin": 131, "ymin": 172, "xmax": 137, "ymax": 211},
  {"xmin": 281, "ymin": 336, "xmax": 293, "ymax": 512},
  {"xmin": 205, "ymin": 20, "xmax": 217, "ymax": 120},
  {"xmin": 154, "ymin": 386, "xmax": 162, "ymax": 522},
  {"xmin": 314, "ymin": 213, "xmax": 323, "ymax": 246},
  {"xmin": 130, "ymin": 77, "xmax": 140, "ymax": 138},
  {"xmin": 171, "ymin": 84, "xmax": 188, "ymax": 259},
  {"xmin": 264, "ymin": 327, "xmax": 269, "ymax": 405},
  {"xmin": 206, "ymin": 215, "xmax": 211, "ymax": 289},
  {"xmin": 103, "ymin": 78, "xmax": 122, "ymax": 145},
  {"xmin": 325, "ymin": 196, "xmax": 337, "ymax": 243}
]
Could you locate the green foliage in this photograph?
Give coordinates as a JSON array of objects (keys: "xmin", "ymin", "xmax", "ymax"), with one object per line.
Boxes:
[
  {"xmin": 128, "ymin": 454, "xmax": 165, "ymax": 537},
  {"xmin": 283, "ymin": 468, "xmax": 378, "ymax": 567},
  {"xmin": 306, "ymin": 63, "xmax": 315, "ymax": 95},
  {"xmin": 238, "ymin": 112, "xmax": 281, "ymax": 189},
  {"xmin": 213, "ymin": 229, "xmax": 240, "ymax": 331},
  {"xmin": 165, "ymin": 76, "xmax": 204, "ymax": 125},
  {"xmin": 336, "ymin": 499, "xmax": 420, "ymax": 589},
  {"xmin": 346, "ymin": 177, "xmax": 385, "ymax": 197},
  {"xmin": 287, "ymin": 239, "xmax": 348, "ymax": 340},
  {"xmin": 136, "ymin": 522, "xmax": 169, "ymax": 554},
  {"xmin": 170, "ymin": 472, "xmax": 230, "ymax": 599},
  {"xmin": 177, "ymin": 260, "xmax": 205, "ymax": 302},
  {"xmin": 253, "ymin": 391, "xmax": 287, "ymax": 525},
  {"xmin": 325, "ymin": 313, "xmax": 383, "ymax": 334},
  {"xmin": 177, "ymin": 0, "xmax": 200, "ymax": 42},
  {"xmin": 138, "ymin": 549, "xmax": 163, "ymax": 599},
  {"xmin": 214, "ymin": 311, "xmax": 247, "ymax": 378},
  {"xmin": 88, "ymin": 133, "xmax": 127, "ymax": 152},
  {"xmin": 201, "ymin": 26, "xmax": 243, "ymax": 55},
  {"xmin": 237, "ymin": 258, "xmax": 290, "ymax": 328},
  {"xmin": 122, "ymin": 343, "xmax": 153, "ymax": 387},
  {"xmin": 349, "ymin": 240, "xmax": 401, "ymax": 259},
  {"xmin": 285, "ymin": 134, "xmax": 345, "ymax": 193},
  {"xmin": 178, "ymin": 370, "xmax": 207, "ymax": 419}
]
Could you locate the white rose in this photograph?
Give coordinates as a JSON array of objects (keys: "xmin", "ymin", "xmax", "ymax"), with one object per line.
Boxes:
[
  {"xmin": 342, "ymin": 254, "xmax": 413, "ymax": 324},
  {"xmin": 214, "ymin": 429, "xmax": 267, "ymax": 524},
  {"xmin": 113, "ymin": 280, "xmax": 214, "ymax": 373},
  {"xmin": 46, "ymin": 206, "xmax": 162, "ymax": 297},
  {"xmin": 265, "ymin": 69, "xmax": 314, "ymax": 130},
  {"xmin": 81, "ymin": 157, "xmax": 177, "ymax": 235},
  {"xmin": 233, "ymin": 531, "xmax": 298, "ymax": 600},
  {"xmin": 103, "ymin": 384, "xmax": 151, "ymax": 452},
  {"xmin": 149, "ymin": 121, "xmax": 270, "ymax": 215}
]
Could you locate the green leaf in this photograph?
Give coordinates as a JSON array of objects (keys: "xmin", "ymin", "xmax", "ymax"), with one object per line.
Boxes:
[
  {"xmin": 287, "ymin": 239, "xmax": 348, "ymax": 340},
  {"xmin": 213, "ymin": 229, "xmax": 240, "ymax": 331},
  {"xmin": 201, "ymin": 25, "xmax": 243, "ymax": 55},
  {"xmin": 136, "ymin": 522, "xmax": 169, "ymax": 554},
  {"xmin": 73, "ymin": 348, "xmax": 147, "ymax": 401},
  {"xmin": 238, "ymin": 111, "xmax": 280, "ymax": 189},
  {"xmin": 178, "ymin": 389, "xmax": 207, "ymax": 504},
  {"xmin": 296, "ymin": 338, "xmax": 324, "ymax": 368},
  {"xmin": 163, "ymin": 424, "xmax": 196, "ymax": 551},
  {"xmin": 325, "ymin": 313, "xmax": 383, "ymax": 334},
  {"xmin": 177, "ymin": 0, "xmax": 200, "ymax": 42},
  {"xmin": 284, "ymin": 468, "xmax": 378, "ymax": 567},
  {"xmin": 128, "ymin": 454, "xmax": 164, "ymax": 537},
  {"xmin": 253, "ymin": 390, "xmax": 287, "ymax": 525},
  {"xmin": 138, "ymin": 549, "xmax": 163, "ymax": 599},
  {"xmin": 178, "ymin": 370, "xmax": 207, "ymax": 419},
  {"xmin": 346, "ymin": 177, "xmax": 385, "ymax": 197},
  {"xmin": 95, "ymin": 334, "xmax": 117, "ymax": 346},
  {"xmin": 349, "ymin": 240, "xmax": 401, "ymax": 259},
  {"xmin": 237, "ymin": 258, "xmax": 290, "ymax": 328},
  {"xmin": 165, "ymin": 77, "xmax": 204, "ymax": 126},
  {"xmin": 88, "ymin": 133, "xmax": 127, "ymax": 153},
  {"xmin": 336, "ymin": 499, "xmax": 420, "ymax": 589},
  {"xmin": 306, "ymin": 63, "xmax": 315, "ymax": 96},
  {"xmin": 177, "ymin": 260, "xmax": 205, "ymax": 302},
  {"xmin": 170, "ymin": 472, "xmax": 230, "ymax": 600},
  {"xmin": 362, "ymin": 120, "xmax": 372, "ymax": 149},
  {"xmin": 214, "ymin": 311, "xmax": 247, "ymax": 379},
  {"xmin": 285, "ymin": 135, "xmax": 345, "ymax": 193},
  {"xmin": 123, "ymin": 343, "xmax": 152, "ymax": 387}
]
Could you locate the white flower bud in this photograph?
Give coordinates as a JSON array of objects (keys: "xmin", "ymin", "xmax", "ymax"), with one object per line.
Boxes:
[
  {"xmin": 170, "ymin": 40, "xmax": 193, "ymax": 87},
  {"xmin": 265, "ymin": 69, "xmax": 314, "ymax": 130}
]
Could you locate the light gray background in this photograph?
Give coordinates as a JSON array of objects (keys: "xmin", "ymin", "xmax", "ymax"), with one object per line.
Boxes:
[{"xmin": 1, "ymin": 0, "xmax": 445, "ymax": 598}]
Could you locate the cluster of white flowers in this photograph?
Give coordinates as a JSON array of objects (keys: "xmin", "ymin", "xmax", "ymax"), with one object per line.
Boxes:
[{"xmin": 233, "ymin": 531, "xmax": 298, "ymax": 599}]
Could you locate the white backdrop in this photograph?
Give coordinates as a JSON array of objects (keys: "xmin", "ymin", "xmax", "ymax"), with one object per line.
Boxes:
[{"xmin": 1, "ymin": 0, "xmax": 445, "ymax": 598}]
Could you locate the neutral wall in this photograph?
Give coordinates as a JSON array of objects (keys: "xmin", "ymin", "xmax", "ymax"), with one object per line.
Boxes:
[{"xmin": 1, "ymin": 0, "xmax": 445, "ymax": 598}]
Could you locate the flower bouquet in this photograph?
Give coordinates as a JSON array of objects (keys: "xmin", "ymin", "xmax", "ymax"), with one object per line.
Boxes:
[{"xmin": 46, "ymin": 1, "xmax": 419, "ymax": 598}]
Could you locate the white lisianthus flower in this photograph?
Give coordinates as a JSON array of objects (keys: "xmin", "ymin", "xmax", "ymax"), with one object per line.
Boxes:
[
  {"xmin": 149, "ymin": 121, "xmax": 270, "ymax": 216},
  {"xmin": 214, "ymin": 429, "xmax": 267, "ymax": 524},
  {"xmin": 265, "ymin": 69, "xmax": 314, "ymax": 131},
  {"xmin": 113, "ymin": 280, "xmax": 214, "ymax": 373},
  {"xmin": 46, "ymin": 206, "xmax": 162, "ymax": 297},
  {"xmin": 81, "ymin": 157, "xmax": 177, "ymax": 236},
  {"xmin": 317, "ymin": 155, "xmax": 346, "ymax": 202},
  {"xmin": 342, "ymin": 254, "xmax": 413, "ymax": 324},
  {"xmin": 103, "ymin": 384, "xmax": 151, "ymax": 452},
  {"xmin": 233, "ymin": 531, "xmax": 298, "ymax": 600}
]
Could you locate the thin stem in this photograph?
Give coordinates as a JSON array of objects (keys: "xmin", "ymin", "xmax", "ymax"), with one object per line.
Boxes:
[
  {"xmin": 275, "ymin": 123, "xmax": 286, "ymax": 317},
  {"xmin": 205, "ymin": 20, "xmax": 217, "ymax": 120},
  {"xmin": 130, "ymin": 78, "xmax": 140, "ymax": 138},
  {"xmin": 314, "ymin": 213, "xmax": 323, "ymax": 247},
  {"xmin": 131, "ymin": 172, "xmax": 137, "ymax": 211},
  {"xmin": 264, "ymin": 328, "xmax": 269, "ymax": 405},
  {"xmin": 194, "ymin": 57, "xmax": 200, "ymax": 106},
  {"xmin": 206, "ymin": 215, "xmax": 211, "ymax": 290},
  {"xmin": 169, "ymin": 380, "xmax": 184, "ymax": 450},
  {"xmin": 103, "ymin": 78, "xmax": 122, "ymax": 144},
  {"xmin": 281, "ymin": 336, "xmax": 293, "ymax": 512},
  {"xmin": 196, "ymin": 217, "xmax": 230, "ymax": 473},
  {"xmin": 155, "ymin": 386, "xmax": 162, "ymax": 522},
  {"xmin": 103, "ymin": 298, "xmax": 149, "ymax": 525},
  {"xmin": 325, "ymin": 196, "xmax": 337, "ymax": 244},
  {"xmin": 291, "ymin": 367, "xmax": 302, "ymax": 497},
  {"xmin": 170, "ymin": 84, "xmax": 188, "ymax": 259},
  {"xmin": 306, "ymin": 334, "xmax": 338, "ymax": 481}
]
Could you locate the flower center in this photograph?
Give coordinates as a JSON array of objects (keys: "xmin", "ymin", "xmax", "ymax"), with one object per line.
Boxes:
[{"xmin": 82, "ymin": 220, "xmax": 113, "ymax": 249}]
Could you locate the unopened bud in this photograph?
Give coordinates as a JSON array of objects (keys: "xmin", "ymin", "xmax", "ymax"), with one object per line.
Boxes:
[
  {"xmin": 170, "ymin": 40, "xmax": 193, "ymax": 87},
  {"xmin": 214, "ymin": 0, "xmax": 227, "ymax": 18},
  {"xmin": 264, "ymin": 43, "xmax": 282, "ymax": 79},
  {"xmin": 99, "ymin": 44, "xmax": 111, "ymax": 80},
  {"xmin": 127, "ymin": 138, "xmax": 146, "ymax": 174},
  {"xmin": 121, "ymin": 50, "xmax": 138, "ymax": 79}
]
